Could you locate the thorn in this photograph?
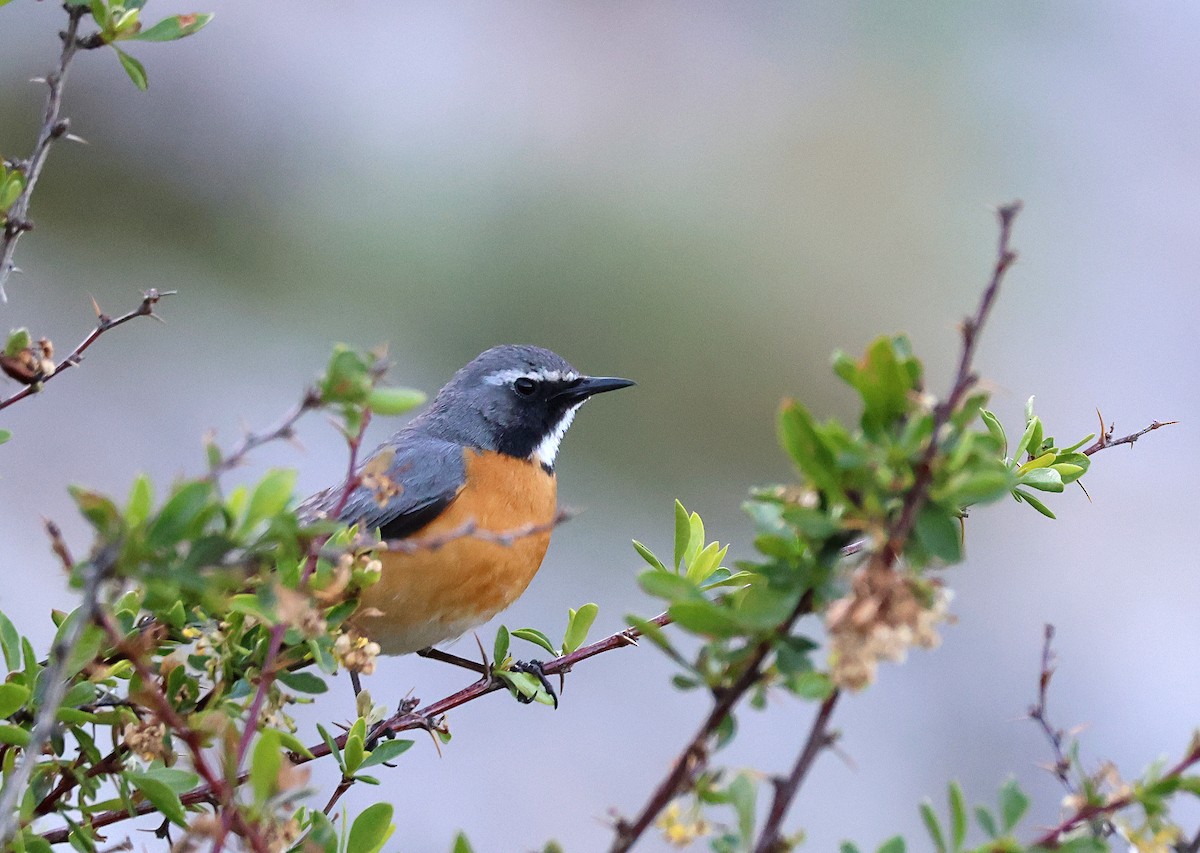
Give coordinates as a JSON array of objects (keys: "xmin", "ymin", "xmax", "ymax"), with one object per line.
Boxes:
[
  {"xmin": 28, "ymin": 77, "xmax": 47, "ymax": 86},
  {"xmin": 147, "ymin": 311, "xmax": 166, "ymax": 325},
  {"xmin": 64, "ymin": 133, "xmax": 89, "ymax": 146},
  {"xmin": 90, "ymin": 295, "xmax": 102, "ymax": 318}
]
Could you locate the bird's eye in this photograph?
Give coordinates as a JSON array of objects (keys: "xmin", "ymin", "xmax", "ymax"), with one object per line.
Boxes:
[{"xmin": 513, "ymin": 377, "xmax": 539, "ymax": 397}]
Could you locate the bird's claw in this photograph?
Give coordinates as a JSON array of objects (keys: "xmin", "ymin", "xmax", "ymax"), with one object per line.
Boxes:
[{"xmin": 510, "ymin": 659, "xmax": 558, "ymax": 709}]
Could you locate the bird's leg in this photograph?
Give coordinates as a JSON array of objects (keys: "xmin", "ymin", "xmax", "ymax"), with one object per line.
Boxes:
[
  {"xmin": 510, "ymin": 659, "xmax": 558, "ymax": 709},
  {"xmin": 417, "ymin": 646, "xmax": 488, "ymax": 676}
]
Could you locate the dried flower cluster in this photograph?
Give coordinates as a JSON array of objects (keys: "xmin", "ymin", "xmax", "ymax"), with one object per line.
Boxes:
[
  {"xmin": 826, "ymin": 565, "xmax": 953, "ymax": 690},
  {"xmin": 334, "ymin": 629, "xmax": 382, "ymax": 675}
]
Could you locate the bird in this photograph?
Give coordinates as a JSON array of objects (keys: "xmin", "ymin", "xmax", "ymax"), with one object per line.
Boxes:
[{"xmin": 301, "ymin": 344, "xmax": 634, "ymax": 698}]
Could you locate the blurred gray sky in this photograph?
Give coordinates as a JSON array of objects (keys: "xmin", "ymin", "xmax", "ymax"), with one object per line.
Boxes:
[{"xmin": 2, "ymin": 2, "xmax": 1198, "ymax": 850}]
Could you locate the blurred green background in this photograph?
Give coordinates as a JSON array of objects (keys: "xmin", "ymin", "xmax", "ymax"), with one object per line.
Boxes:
[{"xmin": 2, "ymin": 2, "xmax": 1197, "ymax": 850}]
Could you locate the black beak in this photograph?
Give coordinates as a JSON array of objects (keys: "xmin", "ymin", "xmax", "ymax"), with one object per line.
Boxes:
[{"xmin": 555, "ymin": 375, "xmax": 635, "ymax": 403}]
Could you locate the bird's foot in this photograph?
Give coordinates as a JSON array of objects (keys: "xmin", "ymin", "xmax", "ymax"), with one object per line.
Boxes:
[{"xmin": 509, "ymin": 659, "xmax": 558, "ymax": 709}]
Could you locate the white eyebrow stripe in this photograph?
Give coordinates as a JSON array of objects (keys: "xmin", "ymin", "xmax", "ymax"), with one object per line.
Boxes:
[{"xmin": 483, "ymin": 368, "xmax": 580, "ymax": 386}]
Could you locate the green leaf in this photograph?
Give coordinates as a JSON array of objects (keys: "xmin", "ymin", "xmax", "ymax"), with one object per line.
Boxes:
[
  {"xmin": 277, "ymin": 730, "xmax": 314, "ymax": 760},
  {"xmin": 347, "ymin": 803, "xmax": 395, "ymax": 853},
  {"xmin": 1012, "ymin": 417, "xmax": 1039, "ymax": 462},
  {"xmin": 876, "ymin": 837, "xmax": 906, "ymax": 853},
  {"xmin": 562, "ymin": 603, "xmax": 598, "ymax": 653},
  {"xmin": 632, "ymin": 539, "xmax": 667, "ymax": 572},
  {"xmin": 452, "ymin": 832, "xmax": 476, "ymax": 853},
  {"xmin": 788, "ymin": 670, "xmax": 834, "ymax": 701},
  {"xmin": 728, "ymin": 773, "xmax": 757, "ymax": 842},
  {"xmin": 948, "ymin": 782, "xmax": 966, "ymax": 849},
  {"xmin": 1019, "ymin": 467, "xmax": 1064, "ymax": 493},
  {"xmin": 276, "ymin": 670, "xmax": 328, "ymax": 694},
  {"xmin": 0, "ymin": 174, "xmax": 23, "ymax": 210},
  {"xmin": 113, "ymin": 47, "xmax": 148, "ymax": 90},
  {"xmin": 0, "ymin": 429, "xmax": 10, "ymax": 445},
  {"xmin": 4, "ymin": 328, "xmax": 30, "ymax": 357},
  {"xmin": 0, "ymin": 683, "xmax": 30, "ymax": 718},
  {"xmin": 316, "ymin": 723, "xmax": 343, "ymax": 771},
  {"xmin": 68, "ymin": 486, "xmax": 123, "ymax": 537},
  {"xmin": 147, "ymin": 481, "xmax": 213, "ymax": 547},
  {"xmin": 979, "ymin": 409, "xmax": 1007, "ymax": 458},
  {"xmin": 126, "ymin": 773, "xmax": 187, "ymax": 826},
  {"xmin": 136, "ymin": 766, "xmax": 200, "ymax": 794},
  {"xmin": 250, "ymin": 730, "xmax": 281, "ymax": 805},
  {"xmin": 125, "ymin": 474, "xmax": 153, "ymax": 527},
  {"xmin": 493, "ymin": 625, "xmax": 510, "ymax": 665},
  {"xmin": 998, "ymin": 778, "xmax": 1029, "ymax": 832},
  {"xmin": 1013, "ymin": 488, "xmax": 1056, "ymax": 519},
  {"xmin": 128, "ymin": 12, "xmax": 214, "ymax": 41},
  {"xmin": 0, "ymin": 723, "xmax": 30, "ymax": 746},
  {"xmin": 668, "ymin": 600, "xmax": 743, "ymax": 638},
  {"xmin": 914, "ymin": 505, "xmax": 962, "ymax": 563},
  {"xmin": 974, "ymin": 806, "xmax": 997, "ymax": 838},
  {"xmin": 673, "ymin": 500, "xmax": 690, "ymax": 570},
  {"xmin": 685, "ymin": 541, "xmax": 726, "ymax": 584},
  {"xmin": 778, "ymin": 401, "xmax": 844, "ymax": 499},
  {"xmin": 0, "ymin": 611, "xmax": 21, "ymax": 671},
  {"xmin": 367, "ymin": 387, "xmax": 426, "ymax": 415},
  {"xmin": 241, "ymin": 468, "xmax": 296, "ymax": 532},
  {"xmin": 511, "ymin": 628, "xmax": 557, "ymax": 656},
  {"xmin": 358, "ymin": 738, "xmax": 413, "ymax": 768},
  {"xmin": 919, "ymin": 800, "xmax": 946, "ymax": 853},
  {"xmin": 638, "ymin": 570, "xmax": 701, "ymax": 603}
]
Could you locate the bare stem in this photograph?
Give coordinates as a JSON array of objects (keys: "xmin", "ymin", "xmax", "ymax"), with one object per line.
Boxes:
[
  {"xmin": 0, "ymin": 289, "xmax": 173, "ymax": 412},
  {"xmin": 0, "ymin": 6, "xmax": 91, "ymax": 300}
]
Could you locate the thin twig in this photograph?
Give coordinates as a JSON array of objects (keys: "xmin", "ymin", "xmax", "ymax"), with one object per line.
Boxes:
[
  {"xmin": 42, "ymin": 611, "xmax": 674, "ymax": 844},
  {"xmin": 883, "ymin": 201, "xmax": 1022, "ymax": 563},
  {"xmin": 753, "ymin": 690, "xmax": 841, "ymax": 853},
  {"xmin": 0, "ymin": 5, "xmax": 94, "ymax": 300},
  {"xmin": 0, "ymin": 289, "xmax": 173, "ymax": 412},
  {"xmin": 207, "ymin": 388, "xmax": 322, "ymax": 478},
  {"xmin": 0, "ymin": 543, "xmax": 117, "ymax": 848},
  {"xmin": 1082, "ymin": 414, "xmax": 1176, "ymax": 457},
  {"xmin": 1029, "ymin": 624, "xmax": 1073, "ymax": 792},
  {"xmin": 609, "ymin": 594, "xmax": 814, "ymax": 853},
  {"xmin": 1032, "ymin": 740, "xmax": 1200, "ymax": 849}
]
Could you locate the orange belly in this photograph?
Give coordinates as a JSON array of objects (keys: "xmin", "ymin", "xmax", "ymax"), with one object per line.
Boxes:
[{"xmin": 354, "ymin": 449, "xmax": 557, "ymax": 654}]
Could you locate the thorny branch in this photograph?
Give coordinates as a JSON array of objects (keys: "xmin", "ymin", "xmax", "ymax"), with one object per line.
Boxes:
[
  {"xmin": 0, "ymin": 5, "xmax": 96, "ymax": 300},
  {"xmin": 1082, "ymin": 413, "xmax": 1176, "ymax": 457},
  {"xmin": 0, "ymin": 289, "xmax": 172, "ymax": 412},
  {"xmin": 609, "ymin": 202, "xmax": 1027, "ymax": 853},
  {"xmin": 39, "ymin": 611, "xmax": 675, "ymax": 845},
  {"xmin": 1029, "ymin": 624, "xmax": 1074, "ymax": 792}
]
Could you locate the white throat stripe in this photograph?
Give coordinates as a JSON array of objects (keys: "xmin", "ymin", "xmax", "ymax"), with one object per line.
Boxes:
[{"xmin": 533, "ymin": 403, "xmax": 582, "ymax": 467}]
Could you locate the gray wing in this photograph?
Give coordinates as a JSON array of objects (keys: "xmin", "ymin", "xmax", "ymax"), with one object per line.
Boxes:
[{"xmin": 300, "ymin": 434, "xmax": 466, "ymax": 540}]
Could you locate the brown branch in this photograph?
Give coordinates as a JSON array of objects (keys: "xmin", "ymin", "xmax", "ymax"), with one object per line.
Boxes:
[
  {"xmin": 0, "ymin": 5, "xmax": 94, "ymax": 300},
  {"xmin": 753, "ymin": 690, "xmax": 841, "ymax": 853},
  {"xmin": 42, "ymin": 611, "xmax": 673, "ymax": 844},
  {"xmin": 1028, "ymin": 624, "xmax": 1074, "ymax": 792},
  {"xmin": 0, "ymin": 289, "xmax": 172, "ymax": 412},
  {"xmin": 883, "ymin": 201, "xmax": 1022, "ymax": 563},
  {"xmin": 1082, "ymin": 413, "xmax": 1176, "ymax": 457},
  {"xmin": 207, "ymin": 388, "xmax": 321, "ymax": 478},
  {"xmin": 1032, "ymin": 739, "xmax": 1200, "ymax": 849},
  {"xmin": 609, "ymin": 594, "xmax": 814, "ymax": 853}
]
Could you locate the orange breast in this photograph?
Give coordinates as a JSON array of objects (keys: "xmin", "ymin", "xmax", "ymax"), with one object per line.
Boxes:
[{"xmin": 355, "ymin": 449, "xmax": 558, "ymax": 654}]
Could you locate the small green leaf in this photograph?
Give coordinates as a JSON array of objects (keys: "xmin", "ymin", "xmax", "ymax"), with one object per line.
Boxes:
[
  {"xmin": 0, "ymin": 723, "xmax": 30, "ymax": 746},
  {"xmin": 126, "ymin": 773, "xmax": 187, "ymax": 826},
  {"xmin": 125, "ymin": 474, "xmax": 153, "ymax": 527},
  {"xmin": 1013, "ymin": 488, "xmax": 1056, "ymax": 519},
  {"xmin": 147, "ymin": 481, "xmax": 213, "ymax": 547},
  {"xmin": 0, "ymin": 429, "xmax": 10, "ymax": 445},
  {"xmin": 638, "ymin": 570, "xmax": 701, "ymax": 603},
  {"xmin": 113, "ymin": 47, "xmax": 148, "ymax": 90},
  {"xmin": 347, "ymin": 803, "xmax": 395, "ymax": 853},
  {"xmin": 998, "ymin": 778, "xmax": 1029, "ymax": 832},
  {"xmin": 948, "ymin": 782, "xmax": 966, "ymax": 849},
  {"xmin": 1019, "ymin": 467, "xmax": 1064, "ymax": 493},
  {"xmin": 0, "ymin": 683, "xmax": 30, "ymax": 718},
  {"xmin": 673, "ymin": 500, "xmax": 690, "ymax": 570},
  {"xmin": 562, "ymin": 603, "xmax": 598, "ymax": 653},
  {"xmin": 367, "ymin": 387, "xmax": 426, "ymax": 415},
  {"xmin": 0, "ymin": 611, "xmax": 21, "ymax": 671},
  {"xmin": 4, "ymin": 328, "xmax": 30, "ymax": 357},
  {"xmin": 493, "ymin": 625, "xmax": 510, "ymax": 665},
  {"xmin": 632, "ymin": 539, "xmax": 666, "ymax": 572},
  {"xmin": 276, "ymin": 670, "xmax": 328, "ymax": 694},
  {"xmin": 979, "ymin": 409, "xmax": 1007, "ymax": 458},
  {"xmin": 511, "ymin": 628, "xmax": 557, "ymax": 656},
  {"xmin": 128, "ymin": 12, "xmax": 214, "ymax": 41},
  {"xmin": 914, "ymin": 505, "xmax": 963, "ymax": 563},
  {"xmin": 787, "ymin": 670, "xmax": 834, "ymax": 701},
  {"xmin": 668, "ymin": 600, "xmax": 743, "ymax": 638},
  {"xmin": 876, "ymin": 837, "xmax": 906, "ymax": 853},
  {"xmin": 0, "ymin": 174, "xmax": 23, "ymax": 210},
  {"xmin": 452, "ymin": 832, "xmax": 476, "ymax": 853},
  {"xmin": 974, "ymin": 806, "xmax": 997, "ymax": 838},
  {"xmin": 358, "ymin": 738, "xmax": 413, "ymax": 769},
  {"xmin": 919, "ymin": 800, "xmax": 946, "ymax": 853},
  {"xmin": 1012, "ymin": 417, "xmax": 1039, "ymax": 462},
  {"xmin": 241, "ymin": 468, "xmax": 296, "ymax": 532},
  {"xmin": 250, "ymin": 730, "xmax": 281, "ymax": 805},
  {"xmin": 136, "ymin": 766, "xmax": 200, "ymax": 794}
]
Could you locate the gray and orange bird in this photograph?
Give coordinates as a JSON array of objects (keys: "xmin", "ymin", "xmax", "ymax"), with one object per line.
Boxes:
[{"xmin": 303, "ymin": 345, "xmax": 633, "ymax": 688}]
